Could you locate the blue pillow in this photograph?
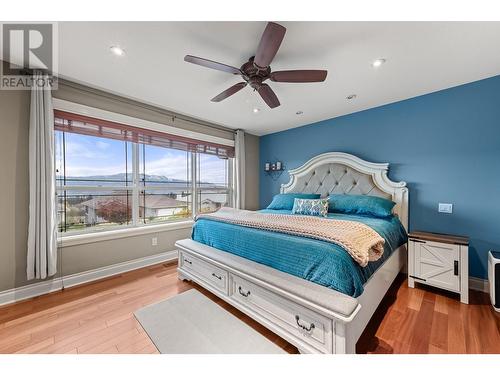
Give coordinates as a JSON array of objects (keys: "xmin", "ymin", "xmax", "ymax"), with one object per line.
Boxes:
[
  {"xmin": 328, "ymin": 194, "xmax": 395, "ymax": 218},
  {"xmin": 267, "ymin": 193, "xmax": 321, "ymax": 211},
  {"xmin": 292, "ymin": 198, "xmax": 329, "ymax": 217}
]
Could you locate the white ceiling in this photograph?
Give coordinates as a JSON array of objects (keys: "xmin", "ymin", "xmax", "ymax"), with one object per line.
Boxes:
[{"xmin": 51, "ymin": 22, "xmax": 500, "ymax": 135}]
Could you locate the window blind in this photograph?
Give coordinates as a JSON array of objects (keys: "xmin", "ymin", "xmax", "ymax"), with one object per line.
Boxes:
[{"xmin": 53, "ymin": 110, "xmax": 235, "ymax": 158}]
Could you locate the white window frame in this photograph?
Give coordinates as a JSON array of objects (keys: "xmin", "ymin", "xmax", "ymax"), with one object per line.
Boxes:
[
  {"xmin": 54, "ymin": 99, "xmax": 235, "ymax": 238},
  {"xmin": 194, "ymin": 151, "xmax": 234, "ymax": 215}
]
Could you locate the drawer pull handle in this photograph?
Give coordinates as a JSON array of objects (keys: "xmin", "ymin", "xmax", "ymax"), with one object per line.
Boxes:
[
  {"xmin": 184, "ymin": 259, "xmax": 192, "ymax": 265},
  {"xmin": 212, "ymin": 272, "xmax": 222, "ymax": 280},
  {"xmin": 295, "ymin": 315, "xmax": 315, "ymax": 332},
  {"xmin": 238, "ymin": 286, "xmax": 251, "ymax": 297}
]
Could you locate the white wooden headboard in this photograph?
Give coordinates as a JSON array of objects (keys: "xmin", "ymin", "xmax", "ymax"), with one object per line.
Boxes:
[{"xmin": 280, "ymin": 152, "xmax": 409, "ymax": 230}]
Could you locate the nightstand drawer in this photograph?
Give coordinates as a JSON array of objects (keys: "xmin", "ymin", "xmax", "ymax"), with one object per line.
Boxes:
[{"xmin": 410, "ymin": 239, "xmax": 460, "ymax": 293}]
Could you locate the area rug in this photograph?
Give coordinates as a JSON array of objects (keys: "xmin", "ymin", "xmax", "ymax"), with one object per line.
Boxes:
[{"xmin": 134, "ymin": 289, "xmax": 286, "ymax": 354}]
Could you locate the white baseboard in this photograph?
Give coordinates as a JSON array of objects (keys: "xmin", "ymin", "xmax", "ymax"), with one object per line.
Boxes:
[
  {"xmin": 469, "ymin": 276, "xmax": 489, "ymax": 294},
  {"xmin": 0, "ymin": 250, "xmax": 178, "ymax": 307},
  {"xmin": 0, "ymin": 278, "xmax": 64, "ymax": 307},
  {"xmin": 0, "ymin": 256, "xmax": 490, "ymax": 308}
]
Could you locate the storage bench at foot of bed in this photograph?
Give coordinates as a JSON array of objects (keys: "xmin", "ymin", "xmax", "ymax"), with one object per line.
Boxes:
[{"xmin": 176, "ymin": 239, "xmax": 380, "ymax": 354}]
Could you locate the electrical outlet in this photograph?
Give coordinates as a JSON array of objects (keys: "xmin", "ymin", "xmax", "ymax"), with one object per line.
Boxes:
[
  {"xmin": 438, "ymin": 203, "xmax": 453, "ymax": 214},
  {"xmin": 151, "ymin": 237, "xmax": 158, "ymax": 246}
]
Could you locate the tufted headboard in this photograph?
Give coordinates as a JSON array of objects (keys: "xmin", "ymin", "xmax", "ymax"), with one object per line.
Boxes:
[{"xmin": 280, "ymin": 152, "xmax": 409, "ymax": 230}]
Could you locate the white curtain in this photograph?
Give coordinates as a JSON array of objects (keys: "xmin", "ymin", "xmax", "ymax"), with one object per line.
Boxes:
[
  {"xmin": 27, "ymin": 73, "xmax": 57, "ymax": 280},
  {"xmin": 234, "ymin": 129, "xmax": 246, "ymax": 209}
]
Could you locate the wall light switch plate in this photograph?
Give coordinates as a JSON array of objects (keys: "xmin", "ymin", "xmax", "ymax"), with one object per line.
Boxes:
[
  {"xmin": 438, "ymin": 203, "xmax": 453, "ymax": 214},
  {"xmin": 152, "ymin": 237, "xmax": 158, "ymax": 246}
]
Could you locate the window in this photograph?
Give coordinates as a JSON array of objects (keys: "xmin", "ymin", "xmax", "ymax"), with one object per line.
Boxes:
[
  {"xmin": 138, "ymin": 144, "xmax": 192, "ymax": 224},
  {"xmin": 55, "ymin": 132, "xmax": 134, "ymax": 233},
  {"xmin": 197, "ymin": 153, "xmax": 231, "ymax": 214},
  {"xmin": 55, "ymin": 110, "xmax": 234, "ymax": 235}
]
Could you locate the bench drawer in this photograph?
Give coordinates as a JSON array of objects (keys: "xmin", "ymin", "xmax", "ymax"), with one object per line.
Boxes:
[
  {"xmin": 179, "ymin": 251, "xmax": 229, "ymax": 294},
  {"xmin": 229, "ymin": 274, "xmax": 333, "ymax": 353}
]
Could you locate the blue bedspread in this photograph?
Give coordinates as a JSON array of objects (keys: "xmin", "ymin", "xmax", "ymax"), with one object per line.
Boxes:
[{"xmin": 191, "ymin": 209, "xmax": 407, "ymax": 297}]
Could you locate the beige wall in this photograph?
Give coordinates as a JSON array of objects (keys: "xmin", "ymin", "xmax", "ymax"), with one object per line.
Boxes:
[
  {"xmin": 0, "ymin": 89, "xmax": 32, "ymax": 291},
  {"xmin": 0, "ymin": 81, "xmax": 259, "ymax": 292},
  {"xmin": 61, "ymin": 228, "xmax": 191, "ymax": 276}
]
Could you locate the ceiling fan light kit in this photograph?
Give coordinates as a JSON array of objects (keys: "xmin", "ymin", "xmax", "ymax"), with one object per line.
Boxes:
[{"xmin": 184, "ymin": 22, "xmax": 328, "ymax": 109}]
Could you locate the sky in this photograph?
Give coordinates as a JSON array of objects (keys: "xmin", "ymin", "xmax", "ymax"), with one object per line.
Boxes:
[{"xmin": 55, "ymin": 131, "xmax": 228, "ymax": 184}]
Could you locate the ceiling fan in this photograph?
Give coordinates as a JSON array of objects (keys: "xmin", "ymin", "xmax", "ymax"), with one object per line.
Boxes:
[{"xmin": 184, "ymin": 22, "xmax": 328, "ymax": 109}]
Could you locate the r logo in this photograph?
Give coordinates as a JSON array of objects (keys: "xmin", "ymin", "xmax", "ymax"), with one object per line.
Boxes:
[{"xmin": 1, "ymin": 23, "xmax": 57, "ymax": 89}]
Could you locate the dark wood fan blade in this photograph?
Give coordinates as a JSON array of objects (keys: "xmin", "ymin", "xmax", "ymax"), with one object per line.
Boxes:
[
  {"xmin": 254, "ymin": 22, "xmax": 286, "ymax": 68},
  {"xmin": 270, "ymin": 70, "xmax": 328, "ymax": 83},
  {"xmin": 211, "ymin": 82, "xmax": 247, "ymax": 102},
  {"xmin": 184, "ymin": 55, "xmax": 242, "ymax": 75},
  {"xmin": 257, "ymin": 84, "xmax": 280, "ymax": 108}
]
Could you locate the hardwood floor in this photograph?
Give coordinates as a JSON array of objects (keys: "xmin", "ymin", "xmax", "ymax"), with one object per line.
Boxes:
[
  {"xmin": 357, "ymin": 274, "xmax": 500, "ymax": 353},
  {"xmin": 0, "ymin": 262, "xmax": 498, "ymax": 354}
]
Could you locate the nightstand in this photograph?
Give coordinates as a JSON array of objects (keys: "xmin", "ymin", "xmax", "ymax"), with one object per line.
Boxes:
[{"xmin": 408, "ymin": 231, "xmax": 469, "ymax": 304}]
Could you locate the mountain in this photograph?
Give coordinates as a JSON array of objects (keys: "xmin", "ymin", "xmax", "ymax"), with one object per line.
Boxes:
[
  {"xmin": 61, "ymin": 173, "xmax": 186, "ymax": 183},
  {"xmin": 57, "ymin": 173, "xmax": 221, "ymax": 188}
]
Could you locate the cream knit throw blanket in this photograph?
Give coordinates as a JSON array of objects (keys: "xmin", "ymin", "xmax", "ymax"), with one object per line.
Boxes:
[{"xmin": 196, "ymin": 208, "xmax": 385, "ymax": 267}]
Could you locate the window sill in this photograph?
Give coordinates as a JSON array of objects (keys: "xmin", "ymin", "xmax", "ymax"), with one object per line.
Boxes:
[{"xmin": 58, "ymin": 220, "xmax": 194, "ymax": 247}]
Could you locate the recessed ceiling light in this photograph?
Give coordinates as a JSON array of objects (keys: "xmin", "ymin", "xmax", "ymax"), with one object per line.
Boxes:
[
  {"xmin": 296, "ymin": 110, "xmax": 303, "ymax": 115},
  {"xmin": 346, "ymin": 94, "xmax": 357, "ymax": 100},
  {"xmin": 372, "ymin": 58, "xmax": 386, "ymax": 68},
  {"xmin": 253, "ymin": 108, "xmax": 260, "ymax": 113},
  {"xmin": 110, "ymin": 46, "xmax": 126, "ymax": 56}
]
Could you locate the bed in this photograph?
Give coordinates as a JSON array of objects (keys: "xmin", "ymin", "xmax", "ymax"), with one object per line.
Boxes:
[{"xmin": 176, "ymin": 152, "xmax": 409, "ymax": 354}]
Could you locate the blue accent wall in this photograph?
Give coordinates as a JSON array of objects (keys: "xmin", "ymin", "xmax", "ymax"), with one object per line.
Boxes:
[{"xmin": 260, "ymin": 75, "xmax": 500, "ymax": 279}]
